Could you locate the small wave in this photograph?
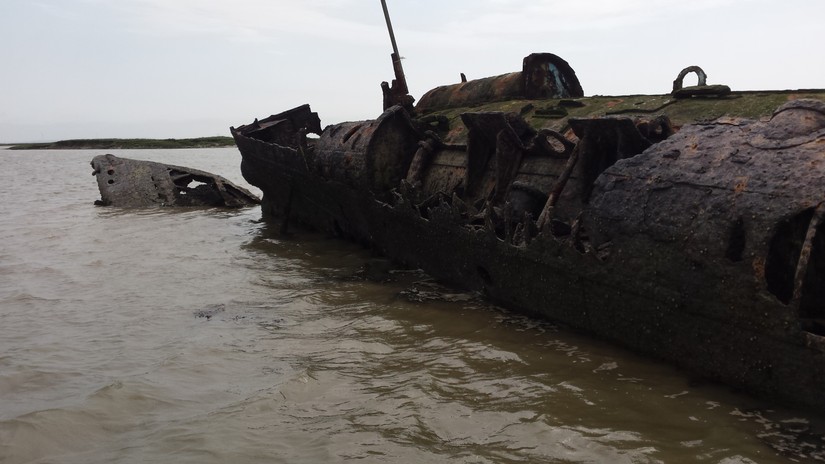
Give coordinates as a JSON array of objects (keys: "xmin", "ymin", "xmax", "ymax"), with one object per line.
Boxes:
[{"xmin": 0, "ymin": 292, "xmax": 59, "ymax": 303}]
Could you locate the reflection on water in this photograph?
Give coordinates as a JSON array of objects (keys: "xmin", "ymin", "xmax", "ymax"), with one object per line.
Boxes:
[{"xmin": 1, "ymin": 149, "xmax": 824, "ymax": 463}]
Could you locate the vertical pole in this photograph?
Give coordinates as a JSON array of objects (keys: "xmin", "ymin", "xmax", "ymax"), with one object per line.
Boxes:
[
  {"xmin": 380, "ymin": 0, "xmax": 408, "ymax": 95},
  {"xmin": 380, "ymin": 0, "xmax": 400, "ymax": 58}
]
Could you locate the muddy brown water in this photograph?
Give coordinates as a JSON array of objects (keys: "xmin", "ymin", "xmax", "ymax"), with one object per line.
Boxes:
[{"xmin": 1, "ymin": 148, "xmax": 824, "ymax": 463}]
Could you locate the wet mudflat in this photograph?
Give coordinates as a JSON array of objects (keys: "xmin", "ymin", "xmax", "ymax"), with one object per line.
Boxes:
[{"xmin": 1, "ymin": 148, "xmax": 824, "ymax": 463}]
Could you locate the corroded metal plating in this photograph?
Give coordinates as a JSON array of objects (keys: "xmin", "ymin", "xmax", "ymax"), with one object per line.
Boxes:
[
  {"xmin": 91, "ymin": 154, "xmax": 259, "ymax": 208},
  {"xmin": 231, "ymin": 54, "xmax": 825, "ymax": 412}
]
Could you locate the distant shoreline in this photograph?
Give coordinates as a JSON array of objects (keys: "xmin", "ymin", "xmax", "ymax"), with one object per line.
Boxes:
[{"xmin": 6, "ymin": 136, "xmax": 236, "ymax": 150}]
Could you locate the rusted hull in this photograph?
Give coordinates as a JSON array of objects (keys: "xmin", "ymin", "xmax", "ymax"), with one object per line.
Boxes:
[
  {"xmin": 231, "ymin": 68, "xmax": 825, "ymax": 411},
  {"xmin": 91, "ymin": 154, "xmax": 259, "ymax": 208},
  {"xmin": 233, "ymin": 120, "xmax": 825, "ymax": 410},
  {"xmin": 417, "ymin": 53, "xmax": 583, "ymax": 113}
]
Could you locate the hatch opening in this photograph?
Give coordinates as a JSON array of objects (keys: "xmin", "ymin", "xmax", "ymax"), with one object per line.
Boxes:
[{"xmin": 765, "ymin": 209, "xmax": 812, "ymax": 304}]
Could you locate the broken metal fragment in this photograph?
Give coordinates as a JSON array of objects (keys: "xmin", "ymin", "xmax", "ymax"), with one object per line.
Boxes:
[{"xmin": 90, "ymin": 154, "xmax": 260, "ymax": 207}]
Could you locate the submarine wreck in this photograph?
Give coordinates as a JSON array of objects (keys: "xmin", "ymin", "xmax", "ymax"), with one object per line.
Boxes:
[{"xmin": 230, "ymin": 4, "xmax": 825, "ymax": 413}]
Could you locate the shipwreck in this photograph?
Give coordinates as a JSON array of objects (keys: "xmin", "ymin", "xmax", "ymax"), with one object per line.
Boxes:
[
  {"xmin": 91, "ymin": 154, "xmax": 259, "ymax": 208},
  {"xmin": 230, "ymin": 3, "xmax": 825, "ymax": 412}
]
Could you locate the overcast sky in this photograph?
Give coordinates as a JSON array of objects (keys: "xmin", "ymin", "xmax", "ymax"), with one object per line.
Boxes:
[{"xmin": 1, "ymin": 0, "xmax": 823, "ymax": 142}]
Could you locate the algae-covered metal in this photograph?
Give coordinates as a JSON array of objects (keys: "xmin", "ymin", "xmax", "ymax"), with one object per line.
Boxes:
[{"xmin": 231, "ymin": 53, "xmax": 825, "ymax": 412}]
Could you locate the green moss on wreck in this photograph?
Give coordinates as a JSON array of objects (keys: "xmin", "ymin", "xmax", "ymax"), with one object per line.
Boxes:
[{"xmin": 420, "ymin": 90, "xmax": 825, "ymax": 145}]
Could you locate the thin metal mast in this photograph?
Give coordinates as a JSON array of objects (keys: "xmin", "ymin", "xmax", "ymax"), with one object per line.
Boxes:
[
  {"xmin": 380, "ymin": 0, "xmax": 400, "ymax": 58},
  {"xmin": 379, "ymin": 0, "xmax": 408, "ymax": 95}
]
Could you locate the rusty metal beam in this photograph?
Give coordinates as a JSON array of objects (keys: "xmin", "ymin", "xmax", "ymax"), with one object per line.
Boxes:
[{"xmin": 380, "ymin": 0, "xmax": 409, "ymax": 96}]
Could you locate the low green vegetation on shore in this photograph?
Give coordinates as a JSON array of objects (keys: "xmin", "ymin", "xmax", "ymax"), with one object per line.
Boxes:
[{"xmin": 7, "ymin": 136, "xmax": 236, "ymax": 150}]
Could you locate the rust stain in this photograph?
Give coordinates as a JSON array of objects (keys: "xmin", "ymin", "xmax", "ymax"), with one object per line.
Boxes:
[
  {"xmin": 752, "ymin": 256, "xmax": 766, "ymax": 280},
  {"xmin": 733, "ymin": 177, "xmax": 749, "ymax": 194}
]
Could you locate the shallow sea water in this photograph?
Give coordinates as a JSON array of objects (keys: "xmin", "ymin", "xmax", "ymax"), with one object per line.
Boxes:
[{"xmin": 1, "ymin": 147, "xmax": 825, "ymax": 463}]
